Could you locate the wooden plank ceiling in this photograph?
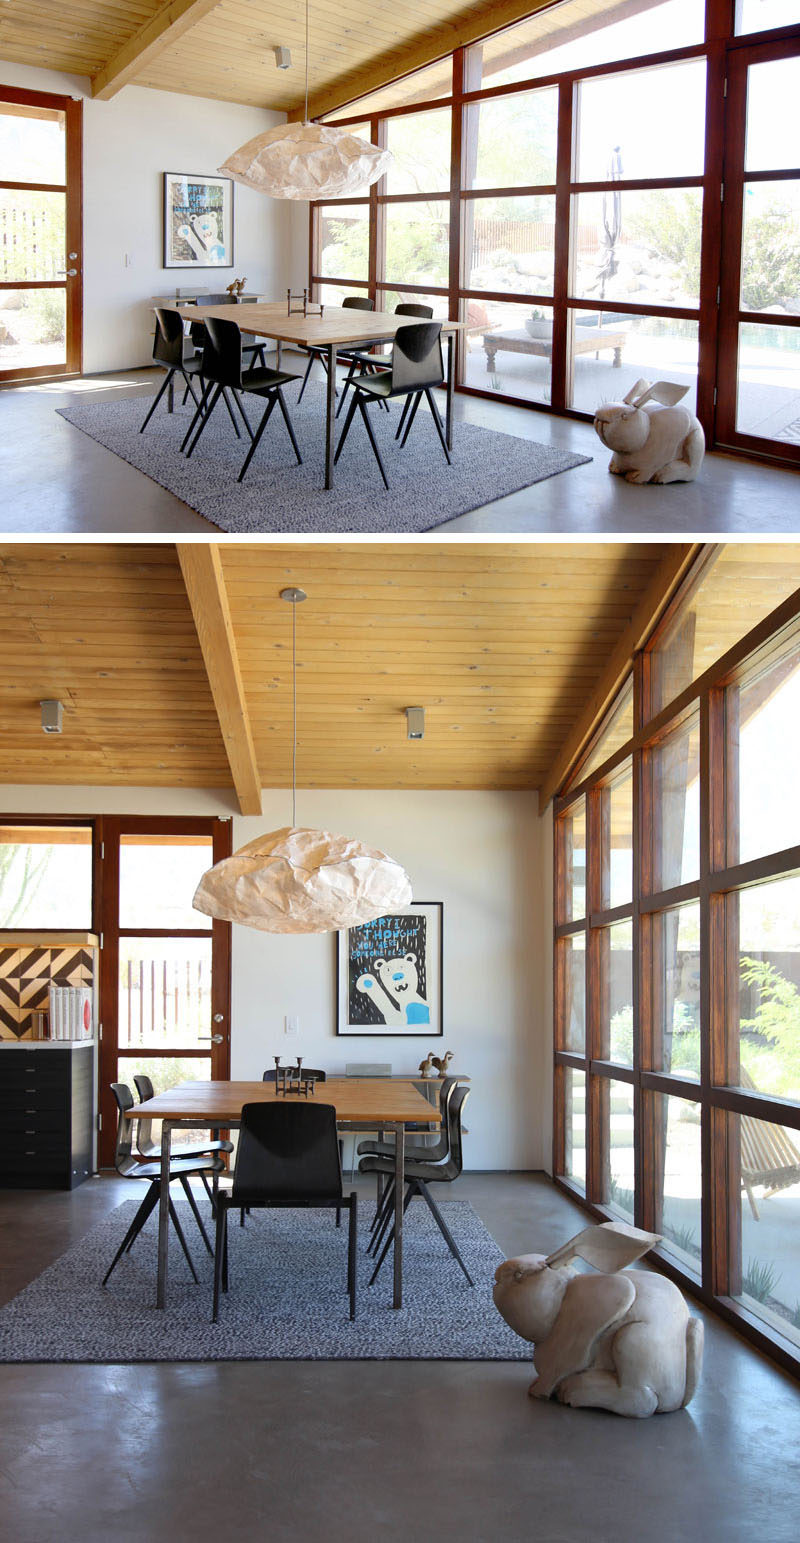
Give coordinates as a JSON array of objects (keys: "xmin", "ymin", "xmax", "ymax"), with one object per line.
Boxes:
[
  {"xmin": 0, "ymin": 0, "xmax": 646, "ymax": 116},
  {"xmin": 0, "ymin": 540, "xmax": 674, "ymax": 798}
]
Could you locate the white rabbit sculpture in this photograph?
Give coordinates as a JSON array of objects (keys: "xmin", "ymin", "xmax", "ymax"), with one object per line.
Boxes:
[
  {"xmin": 493, "ymin": 1222, "xmax": 704, "ymax": 1418},
  {"xmin": 593, "ymin": 377, "xmax": 705, "ymax": 484}
]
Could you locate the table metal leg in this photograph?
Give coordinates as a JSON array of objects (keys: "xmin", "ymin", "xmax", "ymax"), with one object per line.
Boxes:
[
  {"xmin": 157, "ymin": 1120, "xmax": 172, "ymax": 1308},
  {"xmin": 211, "ymin": 1126, "xmax": 221, "ymax": 1209},
  {"xmin": 325, "ymin": 342, "xmax": 337, "ymax": 490},
  {"xmin": 446, "ymin": 333, "xmax": 454, "ymax": 451},
  {"xmin": 393, "ymin": 1121, "xmax": 404, "ymax": 1309},
  {"xmin": 276, "ymin": 340, "xmax": 282, "ymax": 369},
  {"xmin": 167, "ymin": 375, "xmax": 175, "ymax": 415}
]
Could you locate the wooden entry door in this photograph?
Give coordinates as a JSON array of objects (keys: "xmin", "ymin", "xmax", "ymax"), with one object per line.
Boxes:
[
  {"xmin": 716, "ymin": 38, "xmax": 800, "ymax": 463},
  {"xmin": 0, "ymin": 86, "xmax": 83, "ymax": 383},
  {"xmin": 98, "ymin": 817, "xmax": 232, "ymax": 1168}
]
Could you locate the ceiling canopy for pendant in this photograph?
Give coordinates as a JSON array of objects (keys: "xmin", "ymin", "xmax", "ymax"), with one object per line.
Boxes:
[
  {"xmin": 218, "ymin": 0, "xmax": 392, "ymax": 202},
  {"xmin": 192, "ymin": 588, "xmax": 412, "ymax": 934}
]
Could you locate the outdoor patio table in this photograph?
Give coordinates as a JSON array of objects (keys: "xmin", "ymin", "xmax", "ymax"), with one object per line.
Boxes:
[
  {"xmin": 134, "ymin": 1077, "xmax": 441, "ymax": 1311},
  {"xmin": 176, "ymin": 301, "xmax": 465, "ymax": 490}
]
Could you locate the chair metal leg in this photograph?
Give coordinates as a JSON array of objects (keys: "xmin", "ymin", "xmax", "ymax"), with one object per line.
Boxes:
[
  {"xmin": 139, "ymin": 369, "xmax": 174, "ymax": 433},
  {"xmin": 424, "ymin": 387, "xmax": 452, "ymax": 466},
  {"xmin": 368, "ymin": 1177, "xmax": 395, "ymax": 1249},
  {"xmin": 179, "ymin": 1174, "xmax": 213, "ymax": 1256},
  {"xmin": 297, "ymin": 349, "xmax": 316, "ymax": 402},
  {"xmin": 237, "ymin": 394, "xmax": 277, "ymax": 482},
  {"xmin": 370, "ymin": 1174, "xmax": 394, "ymax": 1234},
  {"xmin": 169, "ymin": 1197, "xmax": 199, "ymax": 1282},
  {"xmin": 232, "ymin": 388, "xmax": 255, "ymax": 440},
  {"xmin": 185, "ymin": 383, "xmax": 222, "ymax": 457},
  {"xmin": 333, "ymin": 390, "xmax": 360, "ymax": 465},
  {"xmin": 182, "ymin": 370, "xmax": 203, "ymax": 411},
  {"xmin": 348, "ymin": 1200, "xmax": 358, "ymax": 1321},
  {"xmin": 369, "ymin": 1183, "xmax": 413, "ymax": 1286},
  {"xmin": 358, "ymin": 397, "xmax": 389, "ymax": 489},
  {"xmin": 213, "ymin": 1202, "xmax": 227, "ymax": 1321},
  {"xmin": 400, "ymin": 391, "xmax": 422, "ymax": 448},
  {"xmin": 200, "ymin": 1171, "xmax": 215, "ymax": 1214},
  {"xmin": 395, "ymin": 393, "xmax": 414, "ymax": 441},
  {"xmin": 180, "ymin": 378, "xmax": 213, "ymax": 452},
  {"xmin": 275, "ymin": 387, "xmax": 303, "ymax": 465},
  {"xmin": 336, "ymin": 359, "xmax": 358, "ymax": 417},
  {"xmin": 103, "ymin": 1183, "xmax": 159, "ymax": 1284},
  {"xmin": 417, "ymin": 1180, "xmax": 473, "ymax": 1285},
  {"xmin": 221, "ymin": 386, "xmax": 242, "ymax": 439}
]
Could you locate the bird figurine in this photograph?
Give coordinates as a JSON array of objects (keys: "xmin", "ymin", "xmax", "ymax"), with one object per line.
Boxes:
[
  {"xmin": 418, "ymin": 1052, "xmax": 436, "ymax": 1079},
  {"xmin": 431, "ymin": 1051, "xmax": 454, "ymax": 1078}
]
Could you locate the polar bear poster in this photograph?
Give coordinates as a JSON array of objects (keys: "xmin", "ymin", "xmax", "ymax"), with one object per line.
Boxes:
[{"xmin": 337, "ymin": 903, "xmax": 443, "ymax": 1036}]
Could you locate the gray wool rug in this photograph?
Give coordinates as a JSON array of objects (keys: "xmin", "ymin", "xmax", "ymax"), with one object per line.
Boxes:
[
  {"xmin": 0, "ymin": 1195, "xmax": 529, "ymax": 1364},
  {"xmin": 57, "ymin": 383, "xmax": 590, "ymax": 533}
]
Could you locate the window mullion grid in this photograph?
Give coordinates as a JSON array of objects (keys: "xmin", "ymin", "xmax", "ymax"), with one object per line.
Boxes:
[
  {"xmin": 632, "ymin": 689, "xmax": 650, "ymax": 1232},
  {"xmin": 586, "ymin": 786, "xmax": 607, "ymax": 1205},
  {"xmin": 552, "ymin": 78, "xmax": 573, "ymax": 411}
]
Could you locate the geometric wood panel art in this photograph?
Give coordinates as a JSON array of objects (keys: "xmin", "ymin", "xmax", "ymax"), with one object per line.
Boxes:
[{"xmin": 0, "ymin": 947, "xmax": 94, "ymax": 1039}]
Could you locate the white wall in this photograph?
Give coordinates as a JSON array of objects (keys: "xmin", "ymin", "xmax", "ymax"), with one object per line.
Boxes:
[
  {"xmin": 0, "ymin": 783, "xmax": 550, "ymax": 1170},
  {"xmin": 0, "ymin": 62, "xmax": 292, "ymax": 373}
]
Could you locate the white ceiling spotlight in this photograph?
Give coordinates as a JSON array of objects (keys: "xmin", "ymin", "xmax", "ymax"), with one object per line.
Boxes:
[
  {"xmin": 219, "ymin": 0, "xmax": 393, "ymax": 200},
  {"xmin": 193, "ymin": 588, "xmax": 412, "ymax": 934},
  {"xmin": 405, "ymin": 706, "xmax": 425, "ymax": 740},
  {"xmin": 40, "ymin": 699, "xmax": 63, "ymax": 735}
]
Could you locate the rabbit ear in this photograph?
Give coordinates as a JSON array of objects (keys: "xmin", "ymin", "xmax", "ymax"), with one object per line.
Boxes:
[
  {"xmin": 647, "ymin": 381, "xmax": 690, "ymax": 407},
  {"xmin": 622, "ymin": 377, "xmax": 652, "ymax": 407}
]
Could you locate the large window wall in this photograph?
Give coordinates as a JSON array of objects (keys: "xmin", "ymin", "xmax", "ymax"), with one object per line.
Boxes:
[
  {"xmin": 553, "ymin": 545, "xmax": 800, "ymax": 1374},
  {"xmin": 311, "ymin": 0, "xmax": 800, "ymax": 463}
]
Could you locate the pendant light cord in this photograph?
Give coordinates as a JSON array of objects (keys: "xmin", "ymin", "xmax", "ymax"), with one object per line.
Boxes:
[
  {"xmin": 292, "ymin": 595, "xmax": 297, "ymax": 827},
  {"xmin": 304, "ymin": 0, "xmax": 309, "ymax": 124}
]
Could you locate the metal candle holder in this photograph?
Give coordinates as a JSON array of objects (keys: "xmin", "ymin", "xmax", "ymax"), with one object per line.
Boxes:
[
  {"xmin": 273, "ymin": 1055, "xmax": 316, "ymax": 1097},
  {"xmin": 287, "ymin": 287, "xmax": 324, "ymax": 319}
]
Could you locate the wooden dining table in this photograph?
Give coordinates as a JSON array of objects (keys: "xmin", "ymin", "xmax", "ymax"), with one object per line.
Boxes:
[
  {"xmin": 176, "ymin": 301, "xmax": 465, "ymax": 491},
  {"xmin": 134, "ymin": 1077, "xmax": 441, "ymax": 1311}
]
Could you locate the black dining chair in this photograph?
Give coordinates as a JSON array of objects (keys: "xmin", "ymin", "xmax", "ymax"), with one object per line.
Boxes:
[
  {"xmin": 212, "ymin": 1101, "xmax": 357, "ymax": 1323},
  {"xmin": 358, "ymin": 1074, "xmax": 460, "ymax": 1227},
  {"xmin": 133, "ymin": 1073, "xmax": 233, "ymax": 1197},
  {"xmin": 334, "ymin": 320, "xmax": 451, "ymax": 489},
  {"xmin": 336, "ymin": 303, "xmax": 434, "ymax": 419},
  {"xmin": 359, "ymin": 1084, "xmax": 473, "ymax": 1288},
  {"xmin": 296, "ymin": 294, "xmax": 376, "ymax": 403},
  {"xmin": 181, "ymin": 314, "xmax": 303, "ymax": 481},
  {"xmin": 102, "ymin": 1082, "xmax": 224, "ymax": 1287},
  {"xmin": 140, "ymin": 307, "xmax": 205, "ymax": 434},
  {"xmin": 189, "ymin": 293, "xmax": 267, "ymax": 370}
]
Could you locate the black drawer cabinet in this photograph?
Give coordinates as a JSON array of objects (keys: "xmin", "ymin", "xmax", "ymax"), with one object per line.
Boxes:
[{"xmin": 0, "ymin": 1046, "xmax": 94, "ymax": 1189}]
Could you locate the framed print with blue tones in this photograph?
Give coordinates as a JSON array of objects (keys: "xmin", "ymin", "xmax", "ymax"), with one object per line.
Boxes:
[
  {"xmin": 163, "ymin": 172, "xmax": 234, "ymax": 268},
  {"xmin": 336, "ymin": 902, "xmax": 443, "ymax": 1037}
]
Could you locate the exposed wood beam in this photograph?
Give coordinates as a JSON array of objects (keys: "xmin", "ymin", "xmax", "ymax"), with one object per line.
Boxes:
[
  {"xmin": 92, "ymin": 0, "xmax": 223, "ymax": 101},
  {"xmin": 538, "ymin": 544, "xmax": 709, "ymax": 808},
  {"xmin": 288, "ymin": 0, "xmax": 554, "ymax": 122},
  {"xmin": 177, "ymin": 543, "xmax": 262, "ymax": 816}
]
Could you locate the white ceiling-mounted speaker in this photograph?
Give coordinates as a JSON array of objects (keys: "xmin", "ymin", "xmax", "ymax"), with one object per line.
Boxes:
[
  {"xmin": 405, "ymin": 706, "xmax": 425, "ymax": 740},
  {"xmin": 274, "ymin": 46, "xmax": 291, "ymax": 69},
  {"xmin": 40, "ymin": 699, "xmax": 63, "ymax": 734}
]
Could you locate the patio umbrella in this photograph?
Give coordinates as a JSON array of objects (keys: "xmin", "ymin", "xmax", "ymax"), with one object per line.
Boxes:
[{"xmin": 597, "ymin": 145, "xmax": 623, "ymax": 301}]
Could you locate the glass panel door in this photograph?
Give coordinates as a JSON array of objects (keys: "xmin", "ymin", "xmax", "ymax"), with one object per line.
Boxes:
[
  {"xmin": 0, "ymin": 88, "xmax": 82, "ymax": 380},
  {"xmin": 98, "ymin": 819, "xmax": 232, "ymax": 1166},
  {"xmin": 717, "ymin": 42, "xmax": 800, "ymax": 460}
]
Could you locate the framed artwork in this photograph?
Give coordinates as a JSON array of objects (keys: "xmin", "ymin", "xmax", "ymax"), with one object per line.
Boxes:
[
  {"xmin": 163, "ymin": 171, "xmax": 234, "ymax": 268},
  {"xmin": 336, "ymin": 902, "xmax": 443, "ymax": 1037}
]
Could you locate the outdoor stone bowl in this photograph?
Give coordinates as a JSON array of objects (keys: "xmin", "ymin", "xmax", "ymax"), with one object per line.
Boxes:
[
  {"xmin": 593, "ymin": 376, "xmax": 705, "ymax": 483},
  {"xmin": 493, "ymin": 1221, "xmax": 704, "ymax": 1418}
]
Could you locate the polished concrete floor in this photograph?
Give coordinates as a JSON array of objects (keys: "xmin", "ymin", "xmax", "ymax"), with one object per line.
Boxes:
[
  {"xmin": 1, "ymin": 366, "xmax": 798, "ymax": 535},
  {"xmin": 0, "ymin": 1171, "xmax": 798, "ymax": 1543}
]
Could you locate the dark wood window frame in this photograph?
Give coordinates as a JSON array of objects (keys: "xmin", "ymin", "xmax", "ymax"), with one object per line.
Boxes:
[
  {"xmin": 0, "ymin": 85, "xmax": 83, "ymax": 384},
  {"xmin": 308, "ymin": 2, "xmax": 800, "ymax": 466},
  {"xmin": 553, "ymin": 572, "xmax": 800, "ymax": 1379}
]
